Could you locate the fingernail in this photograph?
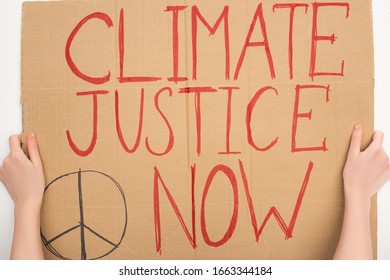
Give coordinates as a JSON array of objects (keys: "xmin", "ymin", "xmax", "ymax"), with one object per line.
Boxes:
[
  {"xmin": 354, "ymin": 124, "xmax": 361, "ymax": 130},
  {"xmin": 30, "ymin": 133, "xmax": 35, "ymax": 140}
]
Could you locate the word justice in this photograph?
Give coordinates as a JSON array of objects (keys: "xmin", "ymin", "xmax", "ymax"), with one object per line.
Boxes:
[
  {"xmin": 65, "ymin": 2, "xmax": 350, "ymax": 84},
  {"xmin": 65, "ymin": 85, "xmax": 330, "ymax": 157}
]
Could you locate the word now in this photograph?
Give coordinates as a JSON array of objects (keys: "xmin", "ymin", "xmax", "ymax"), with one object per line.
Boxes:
[
  {"xmin": 153, "ymin": 159, "xmax": 314, "ymax": 253},
  {"xmin": 65, "ymin": 2, "xmax": 349, "ymax": 84},
  {"xmin": 66, "ymin": 85, "xmax": 330, "ymax": 157}
]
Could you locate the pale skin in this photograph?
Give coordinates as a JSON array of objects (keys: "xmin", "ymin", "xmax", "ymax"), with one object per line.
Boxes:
[
  {"xmin": 0, "ymin": 133, "xmax": 45, "ymax": 260},
  {"xmin": 334, "ymin": 124, "xmax": 390, "ymax": 259},
  {"xmin": 0, "ymin": 126, "xmax": 389, "ymax": 259}
]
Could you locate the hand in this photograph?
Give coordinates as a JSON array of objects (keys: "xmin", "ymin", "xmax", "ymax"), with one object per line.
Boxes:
[
  {"xmin": 343, "ymin": 124, "xmax": 390, "ymax": 203},
  {"xmin": 0, "ymin": 133, "xmax": 45, "ymax": 210},
  {"xmin": 0, "ymin": 133, "xmax": 45, "ymax": 259},
  {"xmin": 334, "ymin": 125, "xmax": 390, "ymax": 260}
]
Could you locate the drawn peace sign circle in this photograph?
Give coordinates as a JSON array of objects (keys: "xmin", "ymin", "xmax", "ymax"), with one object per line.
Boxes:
[{"xmin": 41, "ymin": 170, "xmax": 127, "ymax": 260}]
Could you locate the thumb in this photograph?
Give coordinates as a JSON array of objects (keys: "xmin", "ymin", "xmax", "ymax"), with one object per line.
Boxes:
[
  {"xmin": 372, "ymin": 130, "xmax": 384, "ymax": 147},
  {"xmin": 27, "ymin": 133, "xmax": 42, "ymax": 168},
  {"xmin": 348, "ymin": 124, "xmax": 363, "ymax": 158}
]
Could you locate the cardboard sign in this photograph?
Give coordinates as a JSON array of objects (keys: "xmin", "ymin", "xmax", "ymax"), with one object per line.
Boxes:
[{"xmin": 21, "ymin": 0, "xmax": 375, "ymax": 259}]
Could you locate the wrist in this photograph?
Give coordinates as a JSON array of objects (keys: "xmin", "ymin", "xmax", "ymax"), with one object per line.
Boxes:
[
  {"xmin": 14, "ymin": 200, "xmax": 42, "ymax": 217},
  {"xmin": 343, "ymin": 183, "xmax": 371, "ymax": 202},
  {"xmin": 343, "ymin": 189, "xmax": 371, "ymax": 215}
]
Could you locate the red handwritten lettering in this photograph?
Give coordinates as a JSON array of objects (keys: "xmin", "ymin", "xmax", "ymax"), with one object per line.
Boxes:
[
  {"xmin": 66, "ymin": 90, "xmax": 109, "ymax": 156},
  {"xmin": 165, "ymin": 6, "xmax": 188, "ymax": 83},
  {"xmin": 146, "ymin": 87, "xmax": 175, "ymax": 156},
  {"xmin": 239, "ymin": 159, "xmax": 314, "ymax": 240},
  {"xmin": 153, "ymin": 165, "xmax": 197, "ymax": 254},
  {"xmin": 201, "ymin": 164, "xmax": 239, "ymax": 247},
  {"xmin": 246, "ymin": 86, "xmax": 279, "ymax": 151},
  {"xmin": 273, "ymin": 3, "xmax": 309, "ymax": 79},
  {"xmin": 192, "ymin": 6, "xmax": 230, "ymax": 80},
  {"xmin": 234, "ymin": 3, "xmax": 275, "ymax": 80},
  {"xmin": 291, "ymin": 84, "xmax": 330, "ymax": 152},
  {"xmin": 65, "ymin": 13, "xmax": 113, "ymax": 84},
  {"xmin": 118, "ymin": 9, "xmax": 162, "ymax": 83},
  {"xmin": 115, "ymin": 89, "xmax": 144, "ymax": 153},
  {"xmin": 178, "ymin": 87, "xmax": 217, "ymax": 156},
  {"xmin": 218, "ymin": 87, "xmax": 241, "ymax": 155},
  {"xmin": 309, "ymin": 2, "xmax": 350, "ymax": 79}
]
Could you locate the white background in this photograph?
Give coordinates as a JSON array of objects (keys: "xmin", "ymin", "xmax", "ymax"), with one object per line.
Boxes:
[{"xmin": 0, "ymin": 0, "xmax": 389, "ymax": 260}]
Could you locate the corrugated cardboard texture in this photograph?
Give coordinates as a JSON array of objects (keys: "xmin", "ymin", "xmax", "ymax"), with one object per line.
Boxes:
[{"xmin": 21, "ymin": 0, "xmax": 375, "ymax": 259}]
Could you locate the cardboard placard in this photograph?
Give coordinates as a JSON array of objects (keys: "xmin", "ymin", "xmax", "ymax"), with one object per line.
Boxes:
[{"xmin": 22, "ymin": 0, "xmax": 375, "ymax": 259}]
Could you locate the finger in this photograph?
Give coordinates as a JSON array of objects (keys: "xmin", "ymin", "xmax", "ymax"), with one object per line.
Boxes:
[
  {"xmin": 372, "ymin": 130, "xmax": 384, "ymax": 147},
  {"xmin": 9, "ymin": 135, "xmax": 22, "ymax": 155},
  {"xmin": 27, "ymin": 133, "xmax": 42, "ymax": 168},
  {"xmin": 347, "ymin": 124, "xmax": 363, "ymax": 158}
]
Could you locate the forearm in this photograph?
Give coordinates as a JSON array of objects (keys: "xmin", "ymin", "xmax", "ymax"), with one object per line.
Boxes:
[
  {"xmin": 333, "ymin": 194, "xmax": 372, "ymax": 260},
  {"xmin": 11, "ymin": 204, "xmax": 44, "ymax": 260}
]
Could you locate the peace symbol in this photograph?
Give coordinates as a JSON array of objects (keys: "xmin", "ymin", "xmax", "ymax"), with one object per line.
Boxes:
[{"xmin": 41, "ymin": 169, "xmax": 127, "ymax": 260}]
